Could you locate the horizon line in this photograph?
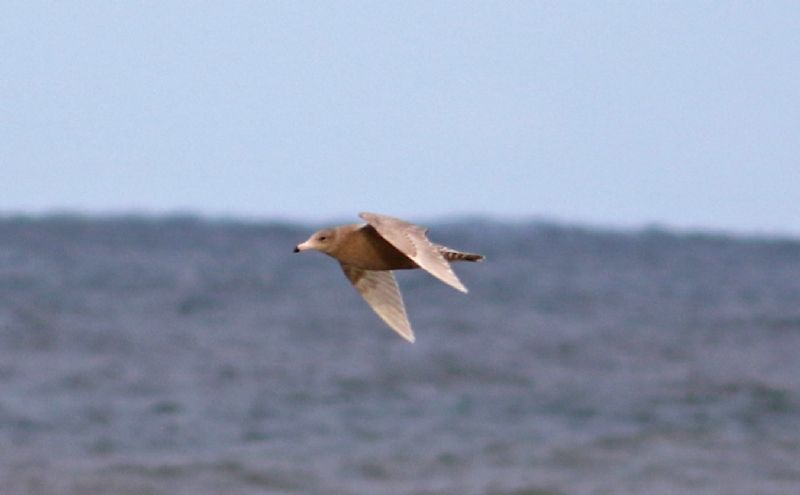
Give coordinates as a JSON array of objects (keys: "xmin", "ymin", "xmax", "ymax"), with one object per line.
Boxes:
[{"xmin": 1, "ymin": 208, "xmax": 798, "ymax": 242}]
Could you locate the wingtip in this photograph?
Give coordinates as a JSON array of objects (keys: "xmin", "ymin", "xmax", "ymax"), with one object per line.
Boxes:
[
  {"xmin": 393, "ymin": 329, "xmax": 415, "ymax": 343},
  {"xmin": 450, "ymin": 280, "xmax": 469, "ymax": 293},
  {"xmin": 398, "ymin": 326, "xmax": 416, "ymax": 343}
]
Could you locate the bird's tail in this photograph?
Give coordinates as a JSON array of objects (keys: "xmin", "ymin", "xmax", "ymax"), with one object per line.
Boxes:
[{"xmin": 439, "ymin": 246, "xmax": 485, "ymax": 262}]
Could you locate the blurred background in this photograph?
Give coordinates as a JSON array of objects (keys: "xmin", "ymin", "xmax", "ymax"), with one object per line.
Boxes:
[{"xmin": 2, "ymin": 2, "xmax": 799, "ymax": 494}]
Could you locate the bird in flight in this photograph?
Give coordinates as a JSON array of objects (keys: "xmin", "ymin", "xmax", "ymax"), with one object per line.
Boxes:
[{"xmin": 294, "ymin": 212, "xmax": 484, "ymax": 342}]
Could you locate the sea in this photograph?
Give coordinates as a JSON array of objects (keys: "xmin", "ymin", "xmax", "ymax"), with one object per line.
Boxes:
[{"xmin": 1, "ymin": 215, "xmax": 799, "ymax": 495}]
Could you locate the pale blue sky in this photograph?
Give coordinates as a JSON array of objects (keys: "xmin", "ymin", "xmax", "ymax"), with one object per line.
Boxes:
[{"xmin": 2, "ymin": 2, "xmax": 799, "ymax": 234}]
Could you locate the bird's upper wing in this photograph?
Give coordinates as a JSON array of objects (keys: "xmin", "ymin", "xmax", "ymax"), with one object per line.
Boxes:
[
  {"xmin": 359, "ymin": 212, "xmax": 467, "ymax": 292},
  {"xmin": 340, "ymin": 263, "xmax": 415, "ymax": 342}
]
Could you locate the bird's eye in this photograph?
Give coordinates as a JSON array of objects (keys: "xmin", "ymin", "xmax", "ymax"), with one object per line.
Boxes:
[{"xmin": 319, "ymin": 236, "xmax": 327, "ymax": 241}]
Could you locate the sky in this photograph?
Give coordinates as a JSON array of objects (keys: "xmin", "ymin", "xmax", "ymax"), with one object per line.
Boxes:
[{"xmin": 2, "ymin": 2, "xmax": 799, "ymax": 234}]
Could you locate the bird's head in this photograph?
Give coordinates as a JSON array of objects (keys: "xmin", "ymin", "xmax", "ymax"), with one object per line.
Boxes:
[{"xmin": 293, "ymin": 228, "xmax": 338, "ymax": 255}]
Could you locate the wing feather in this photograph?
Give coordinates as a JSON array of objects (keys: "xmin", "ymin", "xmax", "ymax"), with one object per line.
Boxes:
[
  {"xmin": 340, "ymin": 263, "xmax": 415, "ymax": 342},
  {"xmin": 359, "ymin": 212, "xmax": 467, "ymax": 292}
]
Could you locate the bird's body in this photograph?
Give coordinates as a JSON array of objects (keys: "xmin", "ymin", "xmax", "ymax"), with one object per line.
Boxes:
[
  {"xmin": 294, "ymin": 212, "xmax": 484, "ymax": 342},
  {"xmin": 323, "ymin": 224, "xmax": 418, "ymax": 271}
]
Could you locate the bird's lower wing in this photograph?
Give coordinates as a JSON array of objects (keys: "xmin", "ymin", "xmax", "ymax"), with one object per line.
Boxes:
[
  {"xmin": 340, "ymin": 263, "xmax": 415, "ymax": 343},
  {"xmin": 359, "ymin": 212, "xmax": 467, "ymax": 293}
]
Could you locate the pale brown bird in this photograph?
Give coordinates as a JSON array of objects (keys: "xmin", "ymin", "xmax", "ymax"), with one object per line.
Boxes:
[{"xmin": 293, "ymin": 212, "xmax": 484, "ymax": 342}]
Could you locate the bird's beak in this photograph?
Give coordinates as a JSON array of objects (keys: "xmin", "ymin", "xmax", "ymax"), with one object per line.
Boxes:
[{"xmin": 294, "ymin": 240, "xmax": 312, "ymax": 253}]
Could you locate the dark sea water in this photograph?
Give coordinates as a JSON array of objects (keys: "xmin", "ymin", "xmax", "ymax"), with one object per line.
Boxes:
[{"xmin": 1, "ymin": 216, "xmax": 799, "ymax": 495}]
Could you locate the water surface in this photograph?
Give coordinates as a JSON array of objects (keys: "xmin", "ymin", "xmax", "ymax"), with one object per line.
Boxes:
[{"xmin": 1, "ymin": 216, "xmax": 799, "ymax": 494}]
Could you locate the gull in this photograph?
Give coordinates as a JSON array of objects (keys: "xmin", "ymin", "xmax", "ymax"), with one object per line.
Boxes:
[{"xmin": 293, "ymin": 212, "xmax": 484, "ymax": 342}]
